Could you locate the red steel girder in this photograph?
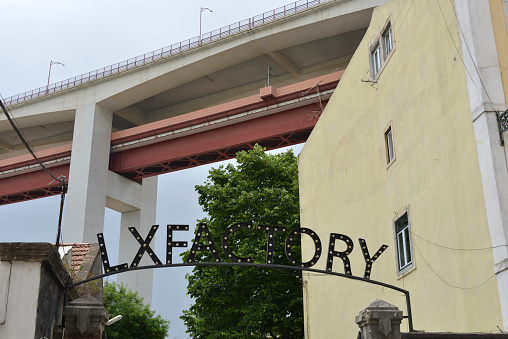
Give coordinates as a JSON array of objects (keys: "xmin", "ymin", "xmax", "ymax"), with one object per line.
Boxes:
[
  {"xmin": 115, "ymin": 128, "xmax": 313, "ymax": 181},
  {"xmin": 0, "ymin": 165, "xmax": 69, "ymax": 205},
  {"xmin": 109, "ymin": 102, "xmax": 322, "ymax": 181},
  {"xmin": 0, "ymin": 101, "xmax": 324, "ymax": 205}
]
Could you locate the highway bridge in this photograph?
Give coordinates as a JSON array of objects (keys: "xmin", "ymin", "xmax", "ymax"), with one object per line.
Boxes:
[{"xmin": 0, "ymin": 0, "xmax": 384, "ymax": 302}]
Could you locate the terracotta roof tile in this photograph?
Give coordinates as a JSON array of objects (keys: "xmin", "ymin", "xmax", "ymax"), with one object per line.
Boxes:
[{"xmin": 60, "ymin": 243, "xmax": 91, "ymax": 274}]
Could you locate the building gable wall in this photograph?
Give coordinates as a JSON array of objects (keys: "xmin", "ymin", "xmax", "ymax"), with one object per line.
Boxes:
[{"xmin": 299, "ymin": 0, "xmax": 503, "ymax": 337}]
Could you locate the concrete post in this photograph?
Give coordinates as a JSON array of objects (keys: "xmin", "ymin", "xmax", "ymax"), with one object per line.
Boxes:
[
  {"xmin": 117, "ymin": 176, "xmax": 158, "ymax": 305},
  {"xmin": 63, "ymin": 103, "xmax": 113, "ymax": 243},
  {"xmin": 63, "ymin": 294, "xmax": 108, "ymax": 339},
  {"xmin": 454, "ymin": 0, "xmax": 508, "ymax": 329},
  {"xmin": 355, "ymin": 299, "xmax": 403, "ymax": 339}
]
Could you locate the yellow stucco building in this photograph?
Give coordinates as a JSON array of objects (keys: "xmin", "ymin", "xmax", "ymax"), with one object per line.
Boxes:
[{"xmin": 298, "ymin": 0, "xmax": 508, "ymax": 337}]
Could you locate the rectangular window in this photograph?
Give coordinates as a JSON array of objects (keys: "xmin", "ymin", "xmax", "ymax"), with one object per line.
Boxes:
[
  {"xmin": 371, "ymin": 44, "xmax": 382, "ymax": 76},
  {"xmin": 382, "ymin": 23, "xmax": 393, "ymax": 57},
  {"xmin": 394, "ymin": 210, "xmax": 414, "ymax": 275},
  {"xmin": 384, "ymin": 124, "xmax": 395, "ymax": 165}
]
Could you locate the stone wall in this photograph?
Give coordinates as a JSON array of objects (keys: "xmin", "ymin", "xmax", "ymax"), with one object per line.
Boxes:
[
  {"xmin": 0, "ymin": 242, "xmax": 106, "ymax": 338},
  {"xmin": 0, "ymin": 243, "xmax": 71, "ymax": 338}
]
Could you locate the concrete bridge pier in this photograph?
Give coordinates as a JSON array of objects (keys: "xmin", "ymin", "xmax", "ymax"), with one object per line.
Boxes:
[
  {"xmin": 63, "ymin": 103, "xmax": 112, "ymax": 243},
  {"xmin": 116, "ymin": 176, "xmax": 157, "ymax": 305},
  {"xmin": 62, "ymin": 102, "xmax": 156, "ymax": 304}
]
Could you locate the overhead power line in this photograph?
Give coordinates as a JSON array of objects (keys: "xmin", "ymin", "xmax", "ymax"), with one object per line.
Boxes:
[
  {"xmin": 0, "ymin": 97, "xmax": 67, "ymax": 249},
  {"xmin": 0, "ymin": 99, "xmax": 64, "ymax": 184}
]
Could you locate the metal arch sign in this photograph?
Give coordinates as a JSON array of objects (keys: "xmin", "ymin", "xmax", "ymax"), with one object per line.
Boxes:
[
  {"xmin": 96, "ymin": 223, "xmax": 388, "ymax": 279},
  {"xmin": 66, "ymin": 222, "xmax": 415, "ymax": 332}
]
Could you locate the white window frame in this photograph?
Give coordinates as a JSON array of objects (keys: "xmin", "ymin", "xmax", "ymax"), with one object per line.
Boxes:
[
  {"xmin": 393, "ymin": 206, "xmax": 415, "ymax": 277},
  {"xmin": 384, "ymin": 122, "xmax": 395, "ymax": 168},
  {"xmin": 382, "ymin": 22, "xmax": 394, "ymax": 58},
  {"xmin": 370, "ymin": 43, "xmax": 382, "ymax": 77}
]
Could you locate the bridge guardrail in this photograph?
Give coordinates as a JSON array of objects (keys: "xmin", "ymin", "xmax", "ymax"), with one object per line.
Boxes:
[{"xmin": 3, "ymin": 0, "xmax": 331, "ymax": 107}]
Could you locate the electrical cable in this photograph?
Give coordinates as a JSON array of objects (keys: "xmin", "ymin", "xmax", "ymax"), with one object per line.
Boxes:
[
  {"xmin": 0, "ymin": 95, "xmax": 32, "ymax": 146},
  {"xmin": 394, "ymin": 0, "xmax": 414, "ymax": 30},
  {"xmin": 438, "ymin": 0, "xmax": 497, "ymax": 113},
  {"xmin": 413, "ymin": 232, "xmax": 508, "ymax": 251},
  {"xmin": 393, "ymin": 0, "xmax": 410, "ymax": 26},
  {"xmin": 271, "ymin": 72, "xmax": 284, "ymax": 85},
  {"xmin": 361, "ymin": 0, "xmax": 413, "ymax": 88},
  {"xmin": 301, "ymin": 67, "xmax": 341, "ymax": 97},
  {"xmin": 438, "ymin": 0, "xmax": 508, "ymax": 172},
  {"xmin": 413, "ymin": 241, "xmax": 496, "ymax": 290},
  {"xmin": 0, "ymin": 96, "xmax": 67, "ymax": 250},
  {"xmin": 0, "ymin": 99, "xmax": 64, "ymax": 183},
  {"xmin": 440, "ymin": 0, "xmax": 508, "ymax": 169},
  {"xmin": 448, "ymin": 0, "xmax": 498, "ymax": 111},
  {"xmin": 55, "ymin": 177, "xmax": 67, "ymax": 248}
]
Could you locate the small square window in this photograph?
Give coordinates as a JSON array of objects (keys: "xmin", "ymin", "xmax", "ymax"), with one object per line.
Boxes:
[
  {"xmin": 382, "ymin": 23, "xmax": 394, "ymax": 57},
  {"xmin": 393, "ymin": 208, "xmax": 415, "ymax": 276},
  {"xmin": 384, "ymin": 124, "xmax": 395, "ymax": 165}
]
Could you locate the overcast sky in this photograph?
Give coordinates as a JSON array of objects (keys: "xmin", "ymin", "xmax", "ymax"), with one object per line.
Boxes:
[{"xmin": 0, "ymin": 1, "xmax": 304, "ymax": 338}]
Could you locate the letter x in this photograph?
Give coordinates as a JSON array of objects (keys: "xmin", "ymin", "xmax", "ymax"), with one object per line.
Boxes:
[{"xmin": 129, "ymin": 226, "xmax": 162, "ymax": 267}]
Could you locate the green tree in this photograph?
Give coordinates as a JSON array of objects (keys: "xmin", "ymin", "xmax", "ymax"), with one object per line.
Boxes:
[
  {"xmin": 103, "ymin": 282, "xmax": 170, "ymax": 339},
  {"xmin": 181, "ymin": 145, "xmax": 304, "ymax": 339}
]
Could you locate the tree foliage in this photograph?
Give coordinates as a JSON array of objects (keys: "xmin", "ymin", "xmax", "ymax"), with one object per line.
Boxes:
[
  {"xmin": 181, "ymin": 145, "xmax": 304, "ymax": 339},
  {"xmin": 103, "ymin": 282, "xmax": 170, "ymax": 339}
]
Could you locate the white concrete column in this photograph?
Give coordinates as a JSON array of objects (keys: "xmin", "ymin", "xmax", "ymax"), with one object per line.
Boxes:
[
  {"xmin": 473, "ymin": 112, "xmax": 508, "ymax": 330},
  {"xmin": 117, "ymin": 176, "xmax": 158, "ymax": 305},
  {"xmin": 455, "ymin": 0, "xmax": 508, "ymax": 329},
  {"xmin": 63, "ymin": 103, "xmax": 113, "ymax": 243},
  {"xmin": 474, "ymin": 113, "xmax": 508, "ymax": 255}
]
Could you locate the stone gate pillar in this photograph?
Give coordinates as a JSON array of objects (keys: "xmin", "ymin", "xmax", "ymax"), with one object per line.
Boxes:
[
  {"xmin": 63, "ymin": 294, "xmax": 108, "ymax": 339},
  {"xmin": 356, "ymin": 299, "xmax": 403, "ymax": 339}
]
